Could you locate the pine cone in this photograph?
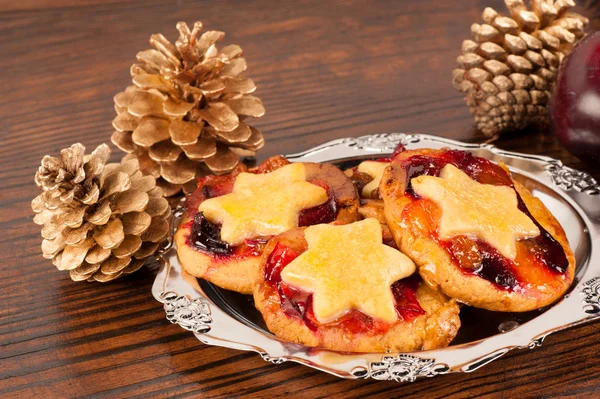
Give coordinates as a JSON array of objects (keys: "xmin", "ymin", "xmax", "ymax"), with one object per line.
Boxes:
[
  {"xmin": 452, "ymin": 0, "xmax": 588, "ymax": 137},
  {"xmin": 32, "ymin": 143, "xmax": 172, "ymax": 282},
  {"xmin": 111, "ymin": 21, "xmax": 266, "ymax": 197}
]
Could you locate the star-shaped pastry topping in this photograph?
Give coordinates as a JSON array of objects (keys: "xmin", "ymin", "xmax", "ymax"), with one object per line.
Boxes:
[
  {"xmin": 199, "ymin": 163, "xmax": 329, "ymax": 245},
  {"xmin": 411, "ymin": 164, "xmax": 540, "ymax": 260},
  {"xmin": 357, "ymin": 161, "xmax": 389, "ymax": 198},
  {"xmin": 280, "ymin": 218, "xmax": 416, "ymax": 324}
]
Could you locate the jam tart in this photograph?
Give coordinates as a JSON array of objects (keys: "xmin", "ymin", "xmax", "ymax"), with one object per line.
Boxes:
[
  {"xmin": 380, "ymin": 148, "xmax": 576, "ymax": 312},
  {"xmin": 252, "ymin": 219, "xmax": 461, "ymax": 352}
]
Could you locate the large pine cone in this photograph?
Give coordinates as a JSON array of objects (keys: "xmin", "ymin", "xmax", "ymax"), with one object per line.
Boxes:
[
  {"xmin": 452, "ymin": 0, "xmax": 588, "ymax": 137},
  {"xmin": 32, "ymin": 143, "xmax": 171, "ymax": 282},
  {"xmin": 111, "ymin": 21, "xmax": 265, "ymax": 197}
]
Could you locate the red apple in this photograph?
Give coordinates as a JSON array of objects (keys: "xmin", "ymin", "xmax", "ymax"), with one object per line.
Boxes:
[{"xmin": 550, "ymin": 31, "xmax": 600, "ymax": 164}]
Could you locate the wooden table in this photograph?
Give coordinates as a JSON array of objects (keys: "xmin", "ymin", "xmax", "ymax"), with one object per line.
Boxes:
[{"xmin": 3, "ymin": 0, "xmax": 600, "ymax": 397}]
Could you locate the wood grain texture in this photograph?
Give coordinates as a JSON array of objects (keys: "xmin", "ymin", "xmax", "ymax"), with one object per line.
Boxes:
[{"xmin": 2, "ymin": 0, "xmax": 600, "ymax": 397}]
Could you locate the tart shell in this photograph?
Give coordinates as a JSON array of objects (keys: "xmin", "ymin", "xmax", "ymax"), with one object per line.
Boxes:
[{"xmin": 174, "ymin": 224, "xmax": 260, "ymax": 294}]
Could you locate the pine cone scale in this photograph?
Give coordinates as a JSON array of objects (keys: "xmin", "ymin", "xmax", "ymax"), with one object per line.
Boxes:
[
  {"xmin": 148, "ymin": 140, "xmax": 182, "ymax": 163},
  {"xmin": 111, "ymin": 131, "xmax": 138, "ymax": 154},
  {"xmin": 62, "ymin": 207, "xmax": 86, "ymax": 227},
  {"xmin": 213, "ymin": 122, "xmax": 252, "ymax": 143},
  {"xmin": 198, "ymin": 103, "xmax": 239, "ymax": 132},
  {"xmin": 159, "ymin": 158, "xmax": 197, "ymax": 184},
  {"xmin": 181, "ymin": 135, "xmax": 216, "ymax": 158},
  {"xmin": 113, "ymin": 112, "xmax": 141, "ymax": 132},
  {"xmin": 122, "ymin": 259, "xmax": 146, "ymax": 274},
  {"xmin": 86, "ymin": 245, "xmax": 111, "ymax": 264},
  {"xmin": 145, "ymin": 197, "xmax": 170, "ymax": 217},
  {"xmin": 163, "ymin": 98, "xmax": 195, "ymax": 117},
  {"xmin": 75, "ymin": 261, "xmax": 101, "ymax": 275},
  {"xmin": 93, "ymin": 218, "xmax": 125, "ymax": 249},
  {"xmin": 140, "ymin": 218, "xmax": 169, "ymax": 242},
  {"xmin": 112, "ymin": 235, "xmax": 143, "ymax": 258},
  {"xmin": 63, "ymin": 223, "xmax": 93, "ymax": 244},
  {"xmin": 156, "ymin": 180, "xmax": 181, "ymax": 197},
  {"xmin": 112, "ymin": 190, "xmax": 149, "ymax": 214},
  {"xmin": 169, "ymin": 119, "xmax": 202, "ymax": 146},
  {"xmin": 99, "ymin": 256, "xmax": 130, "ymax": 274},
  {"xmin": 150, "ymin": 34, "xmax": 180, "ymax": 63},
  {"xmin": 87, "ymin": 202, "xmax": 111, "ymax": 225},
  {"xmin": 122, "ymin": 212, "xmax": 152, "ymax": 235},
  {"xmin": 224, "ymin": 96, "xmax": 266, "ymax": 117},
  {"xmin": 204, "ymin": 144, "xmax": 240, "ymax": 173},
  {"xmin": 200, "ymin": 78, "xmax": 226, "ymax": 94},
  {"xmin": 221, "ymin": 76, "xmax": 256, "ymax": 94},
  {"xmin": 61, "ymin": 239, "xmax": 95, "ymax": 270},
  {"xmin": 70, "ymin": 267, "xmax": 97, "ymax": 282},
  {"xmin": 134, "ymin": 242, "xmax": 160, "ymax": 259},
  {"xmin": 132, "ymin": 119, "xmax": 171, "ymax": 148}
]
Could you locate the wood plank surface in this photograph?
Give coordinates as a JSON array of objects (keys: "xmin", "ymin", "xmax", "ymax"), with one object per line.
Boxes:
[{"xmin": 2, "ymin": 0, "xmax": 600, "ymax": 397}]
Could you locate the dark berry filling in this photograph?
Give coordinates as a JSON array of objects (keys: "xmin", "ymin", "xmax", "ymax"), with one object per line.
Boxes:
[
  {"xmin": 185, "ymin": 216, "xmax": 268, "ymax": 259},
  {"xmin": 279, "ymin": 281, "xmax": 319, "ymax": 332},
  {"xmin": 188, "ymin": 213, "xmax": 232, "ymax": 255},
  {"xmin": 263, "ymin": 242, "xmax": 425, "ymax": 334},
  {"xmin": 516, "ymin": 197, "xmax": 568, "ymax": 274},
  {"xmin": 399, "ymin": 150, "xmax": 568, "ymax": 291},
  {"xmin": 349, "ymin": 171, "xmax": 374, "ymax": 196},
  {"xmin": 473, "ymin": 241, "xmax": 518, "ymax": 290},
  {"xmin": 298, "ymin": 181, "xmax": 337, "ymax": 226}
]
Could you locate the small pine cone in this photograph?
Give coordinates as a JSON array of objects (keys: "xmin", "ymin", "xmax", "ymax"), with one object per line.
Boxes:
[
  {"xmin": 111, "ymin": 21, "xmax": 266, "ymax": 197},
  {"xmin": 32, "ymin": 143, "xmax": 172, "ymax": 283},
  {"xmin": 452, "ymin": 0, "xmax": 588, "ymax": 137}
]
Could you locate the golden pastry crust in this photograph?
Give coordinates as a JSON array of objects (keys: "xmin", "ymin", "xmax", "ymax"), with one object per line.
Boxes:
[
  {"xmin": 176, "ymin": 157, "xmax": 360, "ymax": 294},
  {"xmin": 380, "ymin": 149, "xmax": 576, "ymax": 312},
  {"xmin": 253, "ymin": 228, "xmax": 461, "ymax": 352},
  {"xmin": 357, "ymin": 199, "xmax": 386, "ymax": 224}
]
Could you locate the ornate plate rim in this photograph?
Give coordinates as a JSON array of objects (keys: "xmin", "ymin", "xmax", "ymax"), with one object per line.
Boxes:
[{"xmin": 152, "ymin": 133, "xmax": 600, "ymax": 383}]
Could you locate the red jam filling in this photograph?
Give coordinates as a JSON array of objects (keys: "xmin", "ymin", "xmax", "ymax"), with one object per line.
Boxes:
[
  {"xmin": 298, "ymin": 180, "xmax": 337, "ymax": 226},
  {"xmin": 185, "ymin": 171, "xmax": 338, "ymax": 259},
  {"xmin": 263, "ymin": 242, "xmax": 425, "ymax": 334},
  {"xmin": 398, "ymin": 150, "xmax": 569, "ymax": 292}
]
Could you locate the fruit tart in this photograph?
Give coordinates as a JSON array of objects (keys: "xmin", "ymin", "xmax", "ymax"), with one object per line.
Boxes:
[
  {"xmin": 380, "ymin": 148, "xmax": 576, "ymax": 312},
  {"xmin": 175, "ymin": 156, "xmax": 360, "ymax": 294},
  {"xmin": 253, "ymin": 218, "xmax": 461, "ymax": 352}
]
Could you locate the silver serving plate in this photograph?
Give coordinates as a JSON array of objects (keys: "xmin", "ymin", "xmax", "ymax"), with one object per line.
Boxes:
[{"xmin": 152, "ymin": 133, "xmax": 600, "ymax": 383}]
